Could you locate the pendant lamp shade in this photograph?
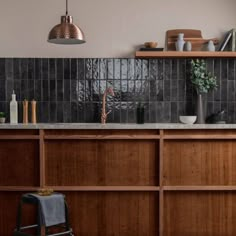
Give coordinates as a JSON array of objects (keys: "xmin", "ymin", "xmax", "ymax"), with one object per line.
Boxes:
[{"xmin": 48, "ymin": 0, "xmax": 85, "ymax": 45}]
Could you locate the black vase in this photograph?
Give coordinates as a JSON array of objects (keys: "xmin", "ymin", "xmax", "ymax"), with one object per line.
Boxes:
[{"xmin": 137, "ymin": 107, "xmax": 145, "ymax": 124}]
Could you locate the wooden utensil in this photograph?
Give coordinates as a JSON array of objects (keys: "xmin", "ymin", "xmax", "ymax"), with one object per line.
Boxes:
[{"xmin": 166, "ymin": 29, "xmax": 219, "ymax": 51}]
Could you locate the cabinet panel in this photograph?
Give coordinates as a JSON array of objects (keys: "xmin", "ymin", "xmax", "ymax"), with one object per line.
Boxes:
[
  {"xmin": 163, "ymin": 140, "xmax": 236, "ymax": 186},
  {"xmin": 65, "ymin": 192, "xmax": 159, "ymax": 236},
  {"xmin": 0, "ymin": 140, "xmax": 39, "ymax": 186},
  {"xmin": 45, "ymin": 140, "xmax": 159, "ymax": 186},
  {"xmin": 164, "ymin": 192, "xmax": 236, "ymax": 236},
  {"xmin": 0, "ymin": 192, "xmax": 37, "ymax": 236}
]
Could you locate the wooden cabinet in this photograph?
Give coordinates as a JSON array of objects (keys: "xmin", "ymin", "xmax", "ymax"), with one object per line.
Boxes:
[{"xmin": 1, "ymin": 128, "xmax": 236, "ymax": 235}]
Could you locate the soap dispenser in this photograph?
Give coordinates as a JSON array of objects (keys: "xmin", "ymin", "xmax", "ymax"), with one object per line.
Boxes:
[{"xmin": 10, "ymin": 90, "xmax": 18, "ymax": 124}]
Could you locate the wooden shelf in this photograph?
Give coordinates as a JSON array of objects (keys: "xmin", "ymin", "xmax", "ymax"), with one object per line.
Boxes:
[
  {"xmin": 135, "ymin": 51, "xmax": 236, "ymax": 58},
  {"xmin": 163, "ymin": 186, "xmax": 236, "ymax": 191},
  {"xmin": 46, "ymin": 186, "xmax": 160, "ymax": 191}
]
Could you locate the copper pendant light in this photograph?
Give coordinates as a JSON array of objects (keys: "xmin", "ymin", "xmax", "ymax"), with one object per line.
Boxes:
[{"xmin": 48, "ymin": 0, "xmax": 85, "ymax": 44}]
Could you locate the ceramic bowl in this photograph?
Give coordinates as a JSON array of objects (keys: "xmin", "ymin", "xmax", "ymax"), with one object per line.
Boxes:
[
  {"xmin": 179, "ymin": 116, "xmax": 197, "ymax": 124},
  {"xmin": 144, "ymin": 42, "xmax": 158, "ymax": 48}
]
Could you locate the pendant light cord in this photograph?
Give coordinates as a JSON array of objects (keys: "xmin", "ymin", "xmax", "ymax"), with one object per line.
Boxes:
[{"xmin": 66, "ymin": 0, "xmax": 68, "ymax": 15}]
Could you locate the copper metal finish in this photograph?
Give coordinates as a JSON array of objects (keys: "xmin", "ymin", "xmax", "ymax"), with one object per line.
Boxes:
[
  {"xmin": 48, "ymin": 0, "xmax": 85, "ymax": 44},
  {"xmin": 101, "ymin": 87, "xmax": 115, "ymax": 124}
]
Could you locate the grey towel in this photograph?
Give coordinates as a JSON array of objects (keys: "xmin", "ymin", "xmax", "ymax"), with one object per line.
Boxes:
[{"xmin": 28, "ymin": 193, "xmax": 66, "ymax": 227}]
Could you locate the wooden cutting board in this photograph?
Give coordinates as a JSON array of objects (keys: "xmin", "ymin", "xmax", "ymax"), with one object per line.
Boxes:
[{"xmin": 166, "ymin": 29, "xmax": 219, "ymax": 51}]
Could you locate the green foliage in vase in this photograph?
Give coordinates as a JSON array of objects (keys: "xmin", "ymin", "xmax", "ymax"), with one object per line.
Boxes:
[
  {"xmin": 0, "ymin": 112, "xmax": 5, "ymax": 118},
  {"xmin": 190, "ymin": 59, "xmax": 217, "ymax": 93}
]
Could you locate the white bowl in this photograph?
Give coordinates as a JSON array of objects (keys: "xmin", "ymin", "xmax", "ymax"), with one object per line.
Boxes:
[{"xmin": 179, "ymin": 116, "xmax": 197, "ymax": 124}]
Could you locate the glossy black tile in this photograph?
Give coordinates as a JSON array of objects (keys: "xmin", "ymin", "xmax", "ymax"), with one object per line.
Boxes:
[
  {"xmin": 114, "ymin": 59, "xmax": 121, "ymax": 80},
  {"xmin": 64, "ymin": 80, "xmax": 71, "ymax": 101},
  {"xmin": 149, "ymin": 59, "xmax": 157, "ymax": 80},
  {"xmin": 135, "ymin": 59, "xmax": 142, "ymax": 80},
  {"xmin": 171, "ymin": 80, "xmax": 178, "ymax": 101},
  {"xmin": 49, "ymin": 80, "xmax": 56, "ymax": 102},
  {"xmin": 221, "ymin": 80, "xmax": 227, "ymax": 102},
  {"xmin": 6, "ymin": 79, "xmax": 13, "ymax": 101},
  {"xmin": 142, "ymin": 60, "xmax": 149, "ymax": 80},
  {"xmin": 92, "ymin": 59, "xmax": 99, "ymax": 80},
  {"xmin": 56, "ymin": 102, "xmax": 64, "ymax": 123},
  {"xmin": 40, "ymin": 102, "xmax": 49, "ymax": 123},
  {"xmin": 28, "ymin": 80, "xmax": 35, "ymax": 100},
  {"xmin": 149, "ymin": 102, "xmax": 157, "ymax": 123},
  {"xmin": 71, "ymin": 102, "xmax": 78, "ymax": 123},
  {"xmin": 71, "ymin": 59, "xmax": 77, "ymax": 80},
  {"xmin": 64, "ymin": 58, "xmax": 70, "ymax": 80},
  {"xmin": 0, "ymin": 57, "xmax": 235, "ymax": 123},
  {"xmin": 21, "ymin": 79, "xmax": 29, "ymax": 100},
  {"xmin": 0, "ymin": 59, "xmax": 5, "ymax": 80},
  {"xmin": 28, "ymin": 59, "xmax": 34, "ymax": 80},
  {"xmin": 127, "ymin": 102, "xmax": 136, "ymax": 123},
  {"xmin": 228, "ymin": 59, "xmax": 235, "ymax": 80},
  {"xmin": 120, "ymin": 102, "xmax": 128, "ymax": 123},
  {"xmin": 85, "ymin": 59, "xmax": 93, "ymax": 79},
  {"xmin": 63, "ymin": 102, "xmax": 71, "ymax": 123},
  {"xmin": 34, "ymin": 79, "xmax": 42, "ymax": 101},
  {"xmin": 221, "ymin": 59, "xmax": 228, "ymax": 80},
  {"xmin": 71, "ymin": 80, "xmax": 78, "ymax": 102},
  {"xmin": 41, "ymin": 59, "xmax": 48, "ymax": 80},
  {"xmin": 227, "ymin": 80, "xmax": 235, "ymax": 101},
  {"xmin": 56, "ymin": 59, "xmax": 63, "ymax": 80},
  {"xmin": 121, "ymin": 59, "xmax": 128, "ymax": 79},
  {"xmin": 35, "ymin": 58, "xmax": 41, "ymax": 80},
  {"xmin": 163, "ymin": 80, "xmax": 171, "ymax": 101},
  {"xmin": 171, "ymin": 102, "xmax": 178, "ymax": 123},
  {"xmin": 13, "ymin": 58, "xmax": 20, "ymax": 80},
  {"xmin": 156, "ymin": 102, "xmax": 166, "ymax": 123},
  {"xmin": 57, "ymin": 80, "xmax": 63, "ymax": 102},
  {"xmin": 20, "ymin": 59, "xmax": 28, "ymax": 80},
  {"xmin": 78, "ymin": 59, "xmax": 85, "ymax": 80},
  {"xmin": 107, "ymin": 59, "xmax": 114, "ymax": 80},
  {"xmin": 42, "ymin": 80, "xmax": 49, "ymax": 101},
  {"xmin": 49, "ymin": 102, "xmax": 57, "ymax": 123},
  {"xmin": 178, "ymin": 80, "xmax": 185, "ymax": 101},
  {"xmin": 127, "ymin": 59, "xmax": 135, "ymax": 80},
  {"xmin": 172, "ymin": 59, "xmax": 178, "ymax": 79},
  {"xmin": 0, "ymin": 80, "xmax": 6, "ymax": 101},
  {"xmin": 5, "ymin": 58, "xmax": 13, "ymax": 80},
  {"xmin": 227, "ymin": 102, "xmax": 234, "ymax": 123},
  {"xmin": 77, "ymin": 102, "xmax": 85, "ymax": 122},
  {"xmin": 179, "ymin": 59, "xmax": 186, "ymax": 80},
  {"xmin": 100, "ymin": 59, "xmax": 107, "ymax": 80},
  {"xmin": 49, "ymin": 59, "xmax": 56, "ymax": 80}
]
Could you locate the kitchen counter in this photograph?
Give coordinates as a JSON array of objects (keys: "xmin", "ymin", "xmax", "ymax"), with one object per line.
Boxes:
[
  {"xmin": 0, "ymin": 123, "xmax": 235, "ymax": 129},
  {"xmin": 0, "ymin": 123, "xmax": 236, "ymax": 236}
]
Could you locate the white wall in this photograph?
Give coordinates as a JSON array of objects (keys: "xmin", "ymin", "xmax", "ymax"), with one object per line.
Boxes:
[{"xmin": 0, "ymin": 0, "xmax": 236, "ymax": 58}]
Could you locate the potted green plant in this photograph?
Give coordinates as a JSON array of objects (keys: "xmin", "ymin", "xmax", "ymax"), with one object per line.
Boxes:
[
  {"xmin": 0, "ymin": 112, "xmax": 6, "ymax": 124},
  {"xmin": 190, "ymin": 59, "xmax": 217, "ymax": 123}
]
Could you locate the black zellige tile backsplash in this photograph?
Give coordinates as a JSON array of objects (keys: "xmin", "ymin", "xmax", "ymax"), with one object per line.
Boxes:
[{"xmin": 0, "ymin": 58, "xmax": 235, "ymax": 123}]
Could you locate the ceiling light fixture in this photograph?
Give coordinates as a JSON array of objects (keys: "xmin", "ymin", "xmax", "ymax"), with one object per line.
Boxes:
[{"xmin": 48, "ymin": 0, "xmax": 85, "ymax": 45}]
